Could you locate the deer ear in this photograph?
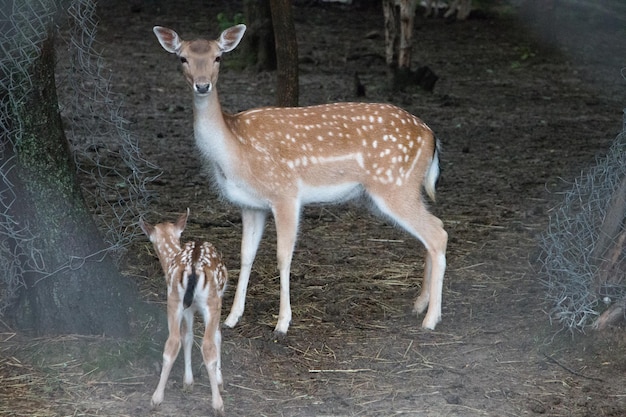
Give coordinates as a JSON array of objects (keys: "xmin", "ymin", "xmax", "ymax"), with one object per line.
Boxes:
[
  {"xmin": 139, "ymin": 218, "xmax": 154, "ymax": 237},
  {"xmin": 175, "ymin": 209, "xmax": 189, "ymax": 233},
  {"xmin": 153, "ymin": 26, "xmax": 182, "ymax": 54},
  {"xmin": 218, "ymin": 24, "xmax": 246, "ymax": 53}
]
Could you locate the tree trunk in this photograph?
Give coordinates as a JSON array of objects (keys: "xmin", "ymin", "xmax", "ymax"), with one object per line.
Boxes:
[
  {"xmin": 382, "ymin": 0, "xmax": 399, "ymax": 68},
  {"xmin": 242, "ymin": 0, "xmax": 276, "ymax": 71},
  {"xmin": 4, "ymin": 36, "xmax": 138, "ymax": 337},
  {"xmin": 270, "ymin": 0, "xmax": 299, "ymax": 107}
]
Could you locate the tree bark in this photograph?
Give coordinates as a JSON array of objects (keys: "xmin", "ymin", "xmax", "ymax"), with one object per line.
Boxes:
[
  {"xmin": 270, "ymin": 0, "xmax": 299, "ymax": 107},
  {"xmin": 242, "ymin": 0, "xmax": 276, "ymax": 71},
  {"xmin": 4, "ymin": 36, "xmax": 138, "ymax": 337},
  {"xmin": 382, "ymin": 0, "xmax": 399, "ymax": 68}
]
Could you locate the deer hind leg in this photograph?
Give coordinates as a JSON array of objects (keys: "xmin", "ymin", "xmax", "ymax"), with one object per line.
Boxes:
[
  {"xmin": 423, "ymin": 0, "xmax": 434, "ymax": 17},
  {"xmin": 369, "ymin": 191, "xmax": 447, "ymax": 330},
  {"xmin": 224, "ymin": 208, "xmax": 267, "ymax": 328},
  {"xmin": 152, "ymin": 306, "xmax": 184, "ymax": 407},
  {"xmin": 414, "ymin": 253, "xmax": 432, "ymax": 314},
  {"xmin": 444, "ymin": 0, "xmax": 471, "ymax": 19},
  {"xmin": 181, "ymin": 308, "xmax": 195, "ymax": 388},
  {"xmin": 271, "ymin": 199, "xmax": 301, "ymax": 335},
  {"xmin": 458, "ymin": 0, "xmax": 471, "ymax": 20},
  {"xmin": 444, "ymin": 0, "xmax": 459, "ymax": 18},
  {"xmin": 201, "ymin": 307, "xmax": 224, "ymax": 415}
]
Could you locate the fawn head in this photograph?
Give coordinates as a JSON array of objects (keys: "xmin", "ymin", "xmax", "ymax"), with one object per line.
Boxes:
[
  {"xmin": 153, "ymin": 25, "xmax": 246, "ymax": 96},
  {"xmin": 139, "ymin": 210, "xmax": 190, "ymax": 276},
  {"xmin": 139, "ymin": 209, "xmax": 188, "ymax": 244}
]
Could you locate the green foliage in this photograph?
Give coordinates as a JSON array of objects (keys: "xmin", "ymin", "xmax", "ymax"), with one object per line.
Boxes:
[
  {"xmin": 510, "ymin": 45, "xmax": 536, "ymax": 69},
  {"xmin": 216, "ymin": 11, "xmax": 245, "ymax": 31}
]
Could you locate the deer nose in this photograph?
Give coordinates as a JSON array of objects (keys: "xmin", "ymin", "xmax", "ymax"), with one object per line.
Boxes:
[{"xmin": 194, "ymin": 82, "xmax": 212, "ymax": 94}]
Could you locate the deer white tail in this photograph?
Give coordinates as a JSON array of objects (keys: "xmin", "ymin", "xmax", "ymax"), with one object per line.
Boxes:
[{"xmin": 424, "ymin": 139, "xmax": 441, "ymax": 202}]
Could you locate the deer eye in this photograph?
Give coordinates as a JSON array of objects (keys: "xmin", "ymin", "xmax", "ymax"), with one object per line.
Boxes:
[
  {"xmin": 215, "ymin": 56, "xmax": 221, "ymax": 63},
  {"xmin": 180, "ymin": 57, "xmax": 188, "ymax": 64}
]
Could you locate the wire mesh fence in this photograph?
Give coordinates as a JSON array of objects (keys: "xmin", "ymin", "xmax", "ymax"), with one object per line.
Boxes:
[
  {"xmin": 0, "ymin": 0, "xmax": 159, "ymax": 315},
  {"xmin": 59, "ymin": 0, "xmax": 160, "ymax": 246},
  {"xmin": 539, "ymin": 107, "xmax": 626, "ymax": 331}
]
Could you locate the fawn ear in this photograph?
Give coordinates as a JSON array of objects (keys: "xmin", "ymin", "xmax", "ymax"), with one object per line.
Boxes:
[
  {"xmin": 139, "ymin": 218, "xmax": 154, "ymax": 237},
  {"xmin": 174, "ymin": 209, "xmax": 189, "ymax": 233},
  {"xmin": 153, "ymin": 26, "xmax": 182, "ymax": 54},
  {"xmin": 218, "ymin": 24, "xmax": 246, "ymax": 53}
]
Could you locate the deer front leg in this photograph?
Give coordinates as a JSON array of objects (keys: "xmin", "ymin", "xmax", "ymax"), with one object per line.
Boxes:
[
  {"xmin": 458, "ymin": 0, "xmax": 471, "ymax": 20},
  {"xmin": 272, "ymin": 200, "xmax": 300, "ymax": 335},
  {"xmin": 224, "ymin": 208, "xmax": 267, "ymax": 328},
  {"xmin": 423, "ymin": 0, "xmax": 434, "ymax": 17}
]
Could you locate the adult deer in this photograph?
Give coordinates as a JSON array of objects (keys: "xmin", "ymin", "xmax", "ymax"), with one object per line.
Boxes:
[
  {"xmin": 153, "ymin": 24, "xmax": 447, "ymax": 335},
  {"xmin": 140, "ymin": 210, "xmax": 228, "ymax": 415}
]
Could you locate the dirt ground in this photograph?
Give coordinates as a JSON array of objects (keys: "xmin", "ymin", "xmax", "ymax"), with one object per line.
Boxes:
[{"xmin": 3, "ymin": 0, "xmax": 626, "ymax": 416}]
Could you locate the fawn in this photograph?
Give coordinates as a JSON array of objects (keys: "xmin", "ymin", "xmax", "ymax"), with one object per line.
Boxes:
[
  {"xmin": 152, "ymin": 24, "xmax": 447, "ymax": 335},
  {"xmin": 140, "ymin": 210, "xmax": 228, "ymax": 415}
]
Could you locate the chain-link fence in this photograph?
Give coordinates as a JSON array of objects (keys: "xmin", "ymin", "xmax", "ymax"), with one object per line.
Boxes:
[
  {"xmin": 0, "ymin": 0, "xmax": 159, "ymax": 315},
  {"xmin": 539, "ymin": 105, "xmax": 626, "ymax": 331}
]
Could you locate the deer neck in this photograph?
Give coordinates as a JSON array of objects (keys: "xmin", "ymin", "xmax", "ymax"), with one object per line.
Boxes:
[
  {"xmin": 192, "ymin": 90, "xmax": 237, "ymax": 167},
  {"xmin": 153, "ymin": 236, "xmax": 181, "ymax": 280}
]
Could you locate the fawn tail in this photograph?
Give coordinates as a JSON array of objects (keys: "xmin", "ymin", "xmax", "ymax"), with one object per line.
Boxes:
[
  {"xmin": 183, "ymin": 242, "xmax": 202, "ymax": 308},
  {"xmin": 183, "ymin": 269, "xmax": 197, "ymax": 309}
]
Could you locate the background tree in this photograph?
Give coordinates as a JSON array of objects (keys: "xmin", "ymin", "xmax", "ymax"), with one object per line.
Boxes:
[
  {"xmin": 238, "ymin": 0, "xmax": 299, "ymax": 107},
  {"xmin": 240, "ymin": 0, "xmax": 299, "ymax": 106},
  {"xmin": 4, "ymin": 36, "xmax": 138, "ymax": 337},
  {"xmin": 241, "ymin": 0, "xmax": 277, "ymax": 71},
  {"xmin": 1, "ymin": 0, "xmax": 155, "ymax": 337},
  {"xmin": 270, "ymin": 0, "xmax": 299, "ymax": 106}
]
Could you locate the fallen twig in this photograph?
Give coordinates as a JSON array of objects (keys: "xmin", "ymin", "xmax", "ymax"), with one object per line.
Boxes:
[
  {"xmin": 543, "ymin": 354, "xmax": 604, "ymax": 382},
  {"xmin": 308, "ymin": 368, "xmax": 372, "ymax": 373}
]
